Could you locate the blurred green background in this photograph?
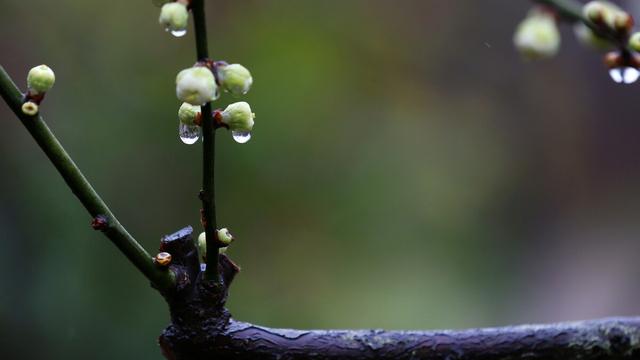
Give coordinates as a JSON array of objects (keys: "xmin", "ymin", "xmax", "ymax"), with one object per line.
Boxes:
[{"xmin": 2, "ymin": 0, "xmax": 640, "ymax": 358}]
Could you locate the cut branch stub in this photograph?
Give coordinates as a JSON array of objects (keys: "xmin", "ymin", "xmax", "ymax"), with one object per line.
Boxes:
[{"xmin": 158, "ymin": 226, "xmax": 200, "ymax": 294}]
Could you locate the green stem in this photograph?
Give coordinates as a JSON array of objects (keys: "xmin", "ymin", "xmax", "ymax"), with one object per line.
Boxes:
[
  {"xmin": 0, "ymin": 65, "xmax": 174, "ymax": 291},
  {"xmin": 191, "ymin": 0, "xmax": 220, "ymax": 281}
]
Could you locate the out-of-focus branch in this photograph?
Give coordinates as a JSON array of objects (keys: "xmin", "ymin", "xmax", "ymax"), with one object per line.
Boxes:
[
  {"xmin": 533, "ymin": 0, "xmax": 630, "ymax": 49},
  {"xmin": 0, "ymin": 65, "xmax": 175, "ymax": 291}
]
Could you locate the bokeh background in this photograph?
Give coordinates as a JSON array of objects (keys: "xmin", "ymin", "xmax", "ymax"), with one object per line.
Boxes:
[{"xmin": 2, "ymin": 0, "xmax": 640, "ymax": 358}]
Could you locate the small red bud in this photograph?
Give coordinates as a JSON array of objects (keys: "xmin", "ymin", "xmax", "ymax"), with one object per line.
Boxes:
[
  {"xmin": 604, "ymin": 52, "xmax": 624, "ymax": 68},
  {"xmin": 91, "ymin": 215, "xmax": 108, "ymax": 231}
]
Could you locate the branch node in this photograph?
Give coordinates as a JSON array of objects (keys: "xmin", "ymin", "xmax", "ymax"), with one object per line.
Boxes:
[{"xmin": 90, "ymin": 215, "xmax": 109, "ymax": 231}]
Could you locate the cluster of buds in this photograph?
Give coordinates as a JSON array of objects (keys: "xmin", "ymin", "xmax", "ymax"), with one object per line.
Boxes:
[
  {"xmin": 156, "ymin": 0, "xmax": 256, "ymax": 142},
  {"xmin": 175, "ymin": 61, "xmax": 255, "ymax": 144},
  {"xmin": 584, "ymin": 1, "xmax": 640, "ymax": 84},
  {"xmin": 22, "ymin": 65, "xmax": 56, "ymax": 116},
  {"xmin": 514, "ymin": 1, "xmax": 640, "ymax": 85}
]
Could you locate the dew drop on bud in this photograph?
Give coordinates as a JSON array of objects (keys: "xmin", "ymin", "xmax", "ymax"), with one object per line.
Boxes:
[
  {"xmin": 171, "ymin": 29, "xmax": 187, "ymax": 37},
  {"xmin": 179, "ymin": 122, "xmax": 200, "ymax": 145},
  {"xmin": 609, "ymin": 67, "xmax": 640, "ymax": 84},
  {"xmin": 232, "ymin": 131, "xmax": 251, "ymax": 144}
]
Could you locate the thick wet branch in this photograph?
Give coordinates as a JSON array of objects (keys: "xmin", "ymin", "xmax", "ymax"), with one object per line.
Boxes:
[
  {"xmin": 0, "ymin": 65, "xmax": 174, "ymax": 291},
  {"xmin": 163, "ymin": 316, "xmax": 640, "ymax": 359}
]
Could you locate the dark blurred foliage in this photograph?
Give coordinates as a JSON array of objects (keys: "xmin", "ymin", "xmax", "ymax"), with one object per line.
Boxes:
[{"xmin": 2, "ymin": 0, "xmax": 640, "ymax": 359}]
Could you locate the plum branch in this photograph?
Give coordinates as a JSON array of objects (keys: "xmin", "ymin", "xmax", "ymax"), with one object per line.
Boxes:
[
  {"xmin": 0, "ymin": 65, "xmax": 175, "ymax": 291},
  {"xmin": 190, "ymin": 0, "xmax": 219, "ymax": 283},
  {"xmin": 2, "ymin": 0, "xmax": 640, "ymax": 359}
]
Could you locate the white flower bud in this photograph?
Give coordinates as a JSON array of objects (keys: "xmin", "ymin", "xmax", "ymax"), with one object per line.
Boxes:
[
  {"xmin": 159, "ymin": 2, "xmax": 189, "ymax": 33},
  {"xmin": 176, "ymin": 67, "xmax": 218, "ymax": 105},
  {"xmin": 197, "ymin": 231, "xmax": 207, "ymax": 262},
  {"xmin": 630, "ymin": 33, "xmax": 640, "ymax": 52},
  {"xmin": 220, "ymin": 102, "xmax": 255, "ymax": 132},
  {"xmin": 178, "ymin": 102, "xmax": 201, "ymax": 125},
  {"xmin": 27, "ymin": 65, "xmax": 55, "ymax": 95},
  {"xmin": 217, "ymin": 228, "xmax": 234, "ymax": 245},
  {"xmin": 513, "ymin": 11, "xmax": 561, "ymax": 60},
  {"xmin": 583, "ymin": 1, "xmax": 622, "ymax": 29},
  {"xmin": 218, "ymin": 64, "xmax": 253, "ymax": 96}
]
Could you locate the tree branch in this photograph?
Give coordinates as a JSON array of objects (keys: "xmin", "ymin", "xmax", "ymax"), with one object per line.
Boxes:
[
  {"xmin": 162, "ymin": 316, "xmax": 640, "ymax": 359},
  {"xmin": 191, "ymin": 0, "xmax": 220, "ymax": 282},
  {"xmin": 533, "ymin": 0, "xmax": 630, "ymax": 50},
  {"xmin": 0, "ymin": 65, "xmax": 174, "ymax": 291}
]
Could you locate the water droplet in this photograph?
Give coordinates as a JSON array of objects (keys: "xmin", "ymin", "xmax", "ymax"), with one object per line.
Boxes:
[
  {"xmin": 171, "ymin": 29, "xmax": 187, "ymax": 37},
  {"xmin": 232, "ymin": 131, "xmax": 251, "ymax": 144},
  {"xmin": 609, "ymin": 67, "xmax": 640, "ymax": 84},
  {"xmin": 179, "ymin": 122, "xmax": 200, "ymax": 145},
  {"xmin": 200, "ymin": 263, "xmax": 207, "ymax": 272}
]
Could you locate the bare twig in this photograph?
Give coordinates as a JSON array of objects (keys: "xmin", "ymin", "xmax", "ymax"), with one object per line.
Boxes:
[
  {"xmin": 0, "ymin": 65, "xmax": 175, "ymax": 291},
  {"xmin": 190, "ymin": 0, "xmax": 220, "ymax": 282},
  {"xmin": 534, "ymin": 0, "xmax": 631, "ymax": 50}
]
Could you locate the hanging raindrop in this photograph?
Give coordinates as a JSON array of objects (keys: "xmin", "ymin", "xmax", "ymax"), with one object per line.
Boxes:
[
  {"xmin": 171, "ymin": 29, "xmax": 187, "ymax": 37},
  {"xmin": 179, "ymin": 122, "xmax": 200, "ymax": 145},
  {"xmin": 609, "ymin": 67, "xmax": 640, "ymax": 84},
  {"xmin": 232, "ymin": 131, "xmax": 251, "ymax": 144}
]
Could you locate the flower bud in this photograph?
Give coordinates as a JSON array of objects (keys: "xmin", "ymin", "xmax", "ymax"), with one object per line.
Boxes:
[
  {"xmin": 27, "ymin": 65, "xmax": 55, "ymax": 95},
  {"xmin": 217, "ymin": 228, "xmax": 234, "ymax": 246},
  {"xmin": 21, "ymin": 101, "xmax": 39, "ymax": 116},
  {"xmin": 583, "ymin": 1, "xmax": 624, "ymax": 29},
  {"xmin": 630, "ymin": 33, "xmax": 640, "ymax": 52},
  {"xmin": 614, "ymin": 12, "xmax": 633, "ymax": 33},
  {"xmin": 159, "ymin": 2, "xmax": 189, "ymax": 33},
  {"xmin": 218, "ymin": 63, "xmax": 253, "ymax": 96},
  {"xmin": 176, "ymin": 67, "xmax": 218, "ymax": 105},
  {"xmin": 197, "ymin": 231, "xmax": 207, "ymax": 262},
  {"xmin": 583, "ymin": 1, "xmax": 607, "ymax": 23},
  {"xmin": 220, "ymin": 102, "xmax": 255, "ymax": 132},
  {"xmin": 178, "ymin": 102, "xmax": 201, "ymax": 125},
  {"xmin": 513, "ymin": 11, "xmax": 561, "ymax": 60}
]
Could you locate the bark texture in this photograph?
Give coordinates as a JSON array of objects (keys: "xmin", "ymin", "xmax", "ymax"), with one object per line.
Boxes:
[{"xmin": 157, "ymin": 227, "xmax": 640, "ymax": 360}]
